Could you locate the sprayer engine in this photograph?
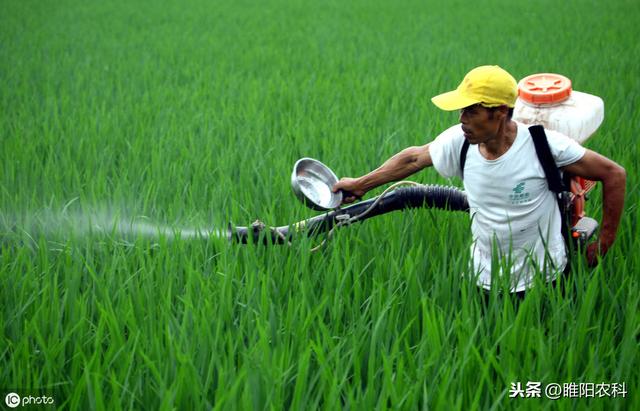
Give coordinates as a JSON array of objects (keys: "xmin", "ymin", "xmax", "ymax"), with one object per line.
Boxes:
[
  {"xmin": 513, "ymin": 72, "xmax": 604, "ymax": 248},
  {"xmin": 566, "ymin": 176, "xmax": 599, "ymax": 247}
]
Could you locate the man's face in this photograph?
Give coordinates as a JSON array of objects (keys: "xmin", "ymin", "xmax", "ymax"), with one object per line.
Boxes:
[{"xmin": 458, "ymin": 104, "xmax": 504, "ymax": 145}]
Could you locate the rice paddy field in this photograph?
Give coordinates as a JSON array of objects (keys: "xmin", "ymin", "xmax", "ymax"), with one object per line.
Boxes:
[{"xmin": 2, "ymin": 0, "xmax": 639, "ymax": 409}]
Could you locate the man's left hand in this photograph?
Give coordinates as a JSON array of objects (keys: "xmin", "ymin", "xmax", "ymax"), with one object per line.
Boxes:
[{"xmin": 586, "ymin": 237, "xmax": 613, "ymax": 267}]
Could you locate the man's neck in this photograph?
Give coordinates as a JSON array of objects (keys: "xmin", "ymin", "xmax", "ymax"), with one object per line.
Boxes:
[{"xmin": 480, "ymin": 120, "xmax": 518, "ymax": 160}]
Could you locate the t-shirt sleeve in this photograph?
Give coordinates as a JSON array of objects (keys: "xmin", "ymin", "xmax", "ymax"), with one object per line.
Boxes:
[
  {"xmin": 428, "ymin": 124, "xmax": 466, "ymax": 179},
  {"xmin": 545, "ymin": 129, "xmax": 587, "ymax": 167}
]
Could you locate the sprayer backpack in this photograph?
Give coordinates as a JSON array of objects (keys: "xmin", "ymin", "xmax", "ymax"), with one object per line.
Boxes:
[{"xmin": 459, "ymin": 125, "xmax": 597, "ymax": 254}]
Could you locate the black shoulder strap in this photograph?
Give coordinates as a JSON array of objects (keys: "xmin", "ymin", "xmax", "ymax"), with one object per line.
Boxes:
[
  {"xmin": 459, "ymin": 139, "xmax": 470, "ymax": 179},
  {"xmin": 528, "ymin": 125, "xmax": 567, "ymax": 193},
  {"xmin": 529, "ymin": 125, "xmax": 574, "ymax": 255}
]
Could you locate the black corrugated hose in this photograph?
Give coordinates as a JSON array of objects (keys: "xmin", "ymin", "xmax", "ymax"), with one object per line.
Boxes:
[{"xmin": 228, "ymin": 184, "xmax": 469, "ymax": 245}]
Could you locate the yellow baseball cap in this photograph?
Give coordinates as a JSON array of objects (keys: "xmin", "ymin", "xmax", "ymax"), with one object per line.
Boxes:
[{"xmin": 431, "ymin": 65, "xmax": 518, "ymax": 111}]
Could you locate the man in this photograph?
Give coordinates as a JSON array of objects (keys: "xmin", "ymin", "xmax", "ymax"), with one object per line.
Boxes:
[{"xmin": 333, "ymin": 65, "xmax": 626, "ymax": 295}]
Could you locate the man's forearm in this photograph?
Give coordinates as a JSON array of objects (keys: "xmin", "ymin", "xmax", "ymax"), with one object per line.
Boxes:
[
  {"xmin": 599, "ymin": 167, "xmax": 627, "ymax": 246},
  {"xmin": 357, "ymin": 146, "xmax": 428, "ymax": 191}
]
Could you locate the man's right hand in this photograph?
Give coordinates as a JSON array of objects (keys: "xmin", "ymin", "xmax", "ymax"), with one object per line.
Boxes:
[
  {"xmin": 332, "ymin": 177, "xmax": 366, "ymax": 204},
  {"xmin": 331, "ymin": 144, "xmax": 433, "ymax": 205}
]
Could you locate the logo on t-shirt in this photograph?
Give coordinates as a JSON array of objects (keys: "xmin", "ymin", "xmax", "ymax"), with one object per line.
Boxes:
[{"xmin": 509, "ymin": 181, "xmax": 530, "ymax": 204}]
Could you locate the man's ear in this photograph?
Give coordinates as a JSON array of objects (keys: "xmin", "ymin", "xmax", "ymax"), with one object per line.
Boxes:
[{"xmin": 495, "ymin": 105, "xmax": 509, "ymax": 121}]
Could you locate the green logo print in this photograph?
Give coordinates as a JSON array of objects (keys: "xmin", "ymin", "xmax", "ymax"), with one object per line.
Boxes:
[
  {"xmin": 509, "ymin": 182, "xmax": 530, "ymax": 204},
  {"xmin": 512, "ymin": 182, "xmax": 525, "ymax": 194}
]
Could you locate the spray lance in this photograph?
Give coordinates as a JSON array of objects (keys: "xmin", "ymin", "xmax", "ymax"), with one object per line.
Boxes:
[{"xmin": 228, "ymin": 158, "xmax": 469, "ymax": 247}]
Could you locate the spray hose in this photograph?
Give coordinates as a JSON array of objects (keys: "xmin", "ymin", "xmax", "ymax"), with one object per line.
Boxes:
[{"xmin": 228, "ymin": 182, "xmax": 469, "ymax": 248}]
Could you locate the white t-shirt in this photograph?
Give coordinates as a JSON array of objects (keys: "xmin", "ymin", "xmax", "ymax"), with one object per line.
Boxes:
[{"xmin": 429, "ymin": 122, "xmax": 586, "ymax": 292}]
